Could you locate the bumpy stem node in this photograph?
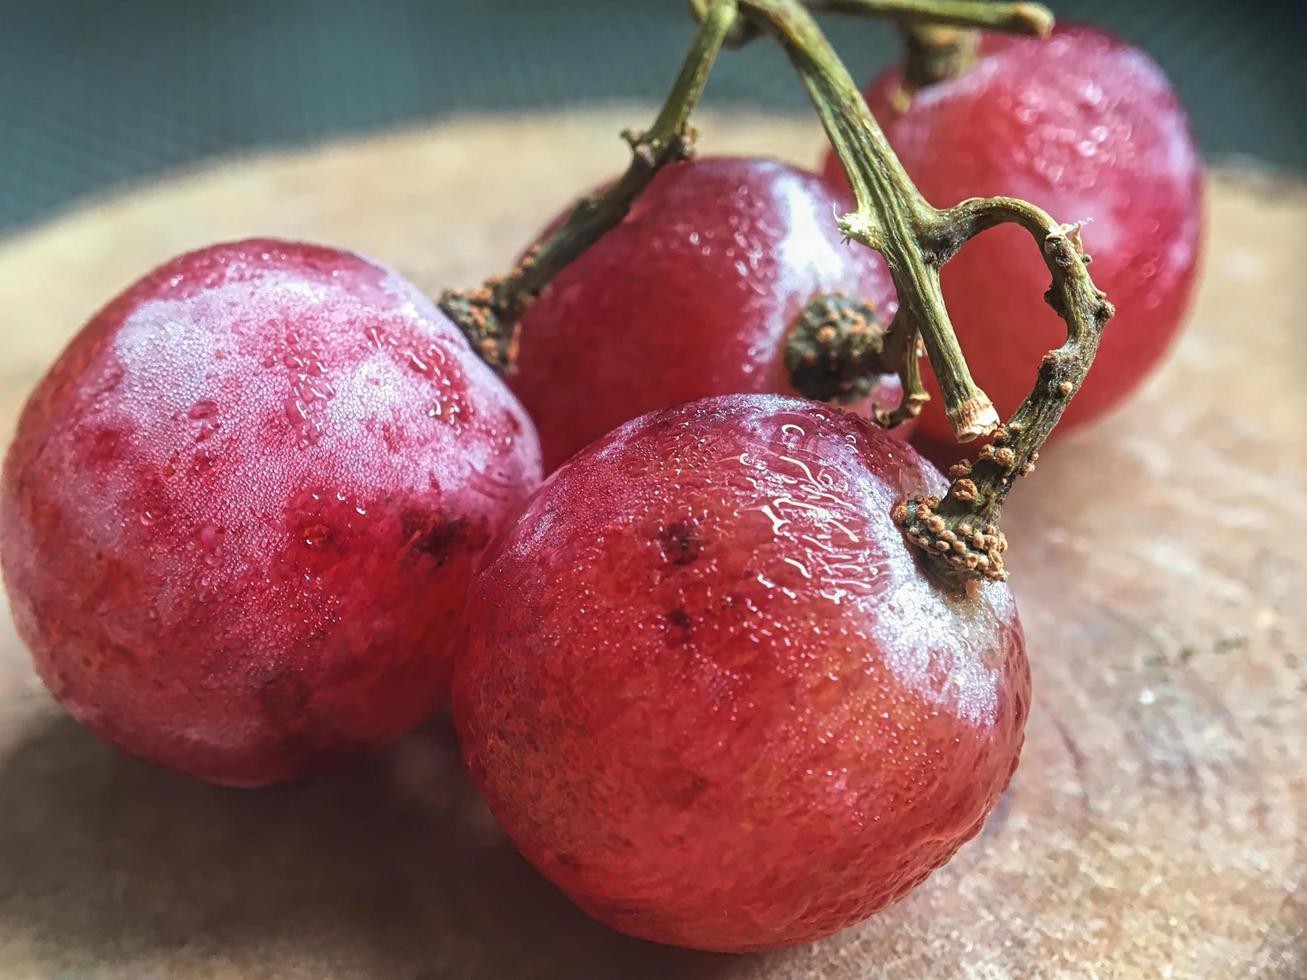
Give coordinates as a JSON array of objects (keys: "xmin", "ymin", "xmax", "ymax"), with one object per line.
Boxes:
[{"xmin": 785, "ymin": 293, "xmax": 891, "ymax": 404}]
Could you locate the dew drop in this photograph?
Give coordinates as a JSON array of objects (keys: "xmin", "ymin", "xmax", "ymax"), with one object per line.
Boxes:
[{"xmin": 782, "ymin": 556, "xmax": 812, "ymax": 579}]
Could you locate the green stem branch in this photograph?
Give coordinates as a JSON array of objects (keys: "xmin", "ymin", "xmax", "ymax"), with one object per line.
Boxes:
[
  {"xmin": 444, "ymin": 0, "xmax": 1111, "ymax": 587},
  {"xmin": 439, "ymin": 0, "xmax": 737, "ymax": 369}
]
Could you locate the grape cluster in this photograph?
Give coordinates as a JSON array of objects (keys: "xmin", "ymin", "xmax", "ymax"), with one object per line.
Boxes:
[{"xmin": 0, "ymin": 3, "xmax": 1199, "ymax": 954}]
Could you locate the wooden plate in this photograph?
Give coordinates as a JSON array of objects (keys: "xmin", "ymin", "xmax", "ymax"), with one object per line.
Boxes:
[{"xmin": 0, "ymin": 110, "xmax": 1302, "ymax": 978}]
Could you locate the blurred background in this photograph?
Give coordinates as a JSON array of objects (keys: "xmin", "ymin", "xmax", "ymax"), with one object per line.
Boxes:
[{"xmin": 1, "ymin": 0, "xmax": 1303, "ymax": 235}]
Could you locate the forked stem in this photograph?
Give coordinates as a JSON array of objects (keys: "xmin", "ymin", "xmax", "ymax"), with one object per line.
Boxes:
[
  {"xmin": 724, "ymin": 0, "xmax": 1112, "ymax": 584},
  {"xmin": 694, "ymin": 0, "xmax": 1052, "ymax": 42}
]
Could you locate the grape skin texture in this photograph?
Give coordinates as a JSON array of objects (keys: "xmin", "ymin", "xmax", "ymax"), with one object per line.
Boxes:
[
  {"xmin": 0, "ymin": 239, "xmax": 541, "ymax": 787},
  {"xmin": 454, "ymin": 394, "xmax": 1028, "ymax": 951},
  {"xmin": 825, "ymin": 25, "xmax": 1202, "ymax": 443},
  {"xmin": 510, "ymin": 157, "xmax": 904, "ymax": 471}
]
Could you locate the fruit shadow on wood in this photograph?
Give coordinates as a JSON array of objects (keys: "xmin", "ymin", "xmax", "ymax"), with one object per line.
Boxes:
[{"xmin": 0, "ymin": 709, "xmax": 736, "ymax": 978}]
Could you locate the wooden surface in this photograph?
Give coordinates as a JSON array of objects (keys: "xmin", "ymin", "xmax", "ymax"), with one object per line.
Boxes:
[{"xmin": 0, "ymin": 110, "xmax": 1302, "ymax": 979}]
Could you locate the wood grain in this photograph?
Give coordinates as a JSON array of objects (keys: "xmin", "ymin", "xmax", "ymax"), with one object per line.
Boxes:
[{"xmin": 0, "ymin": 111, "xmax": 1302, "ymax": 979}]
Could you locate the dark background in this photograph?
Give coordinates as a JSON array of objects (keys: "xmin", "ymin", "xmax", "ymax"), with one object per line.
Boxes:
[{"xmin": 1, "ymin": 0, "xmax": 1303, "ymax": 234}]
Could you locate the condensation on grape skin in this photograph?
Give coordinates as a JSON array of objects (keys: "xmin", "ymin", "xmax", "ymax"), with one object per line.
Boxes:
[
  {"xmin": 0, "ymin": 239, "xmax": 542, "ymax": 786},
  {"xmin": 454, "ymin": 394, "xmax": 1028, "ymax": 952}
]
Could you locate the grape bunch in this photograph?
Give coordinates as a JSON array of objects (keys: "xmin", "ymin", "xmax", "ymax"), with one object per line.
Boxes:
[{"xmin": 0, "ymin": 0, "xmax": 1199, "ymax": 954}]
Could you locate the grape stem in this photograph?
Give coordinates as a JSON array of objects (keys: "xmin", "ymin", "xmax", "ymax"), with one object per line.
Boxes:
[
  {"xmin": 694, "ymin": 0, "xmax": 1051, "ymax": 42},
  {"xmin": 437, "ymin": 0, "xmax": 739, "ymax": 370},
  {"xmin": 886, "ymin": 0, "xmax": 1051, "ymax": 89},
  {"xmin": 747, "ymin": 0, "xmax": 1001, "ymax": 441},
  {"xmin": 897, "ymin": 22, "xmax": 979, "ymax": 90}
]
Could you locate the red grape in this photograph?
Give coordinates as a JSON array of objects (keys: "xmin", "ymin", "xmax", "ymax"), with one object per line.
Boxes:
[
  {"xmin": 454, "ymin": 394, "xmax": 1028, "ymax": 951},
  {"xmin": 1, "ymin": 239, "xmax": 541, "ymax": 786},
  {"xmin": 510, "ymin": 156, "xmax": 904, "ymax": 470},
  {"xmin": 824, "ymin": 24, "xmax": 1202, "ymax": 444}
]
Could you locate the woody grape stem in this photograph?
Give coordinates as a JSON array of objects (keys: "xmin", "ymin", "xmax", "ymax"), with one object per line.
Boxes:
[
  {"xmin": 729, "ymin": 0, "xmax": 1111, "ymax": 584},
  {"xmin": 438, "ymin": 0, "xmax": 738, "ymax": 370}
]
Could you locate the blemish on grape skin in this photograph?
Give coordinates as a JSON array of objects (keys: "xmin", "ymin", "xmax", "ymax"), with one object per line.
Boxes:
[{"xmin": 658, "ymin": 518, "xmax": 704, "ymax": 566}]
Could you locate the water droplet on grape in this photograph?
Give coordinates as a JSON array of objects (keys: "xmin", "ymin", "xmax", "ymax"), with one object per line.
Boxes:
[{"xmin": 782, "ymin": 556, "xmax": 812, "ymax": 579}]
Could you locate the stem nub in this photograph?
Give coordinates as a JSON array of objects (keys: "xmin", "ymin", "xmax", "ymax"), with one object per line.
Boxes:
[
  {"xmin": 899, "ymin": 23, "xmax": 978, "ymax": 89},
  {"xmin": 785, "ymin": 293, "xmax": 890, "ymax": 405}
]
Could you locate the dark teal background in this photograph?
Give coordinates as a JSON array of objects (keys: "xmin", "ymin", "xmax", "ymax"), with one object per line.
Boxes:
[{"xmin": 1, "ymin": 0, "xmax": 1303, "ymax": 233}]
